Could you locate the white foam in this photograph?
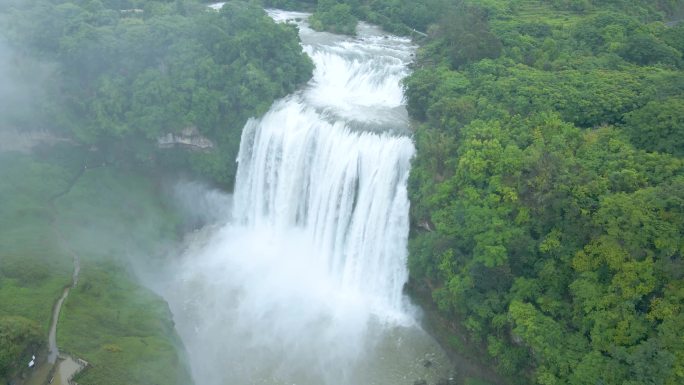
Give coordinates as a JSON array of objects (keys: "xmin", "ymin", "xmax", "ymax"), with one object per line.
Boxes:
[{"xmin": 158, "ymin": 9, "xmax": 447, "ymax": 385}]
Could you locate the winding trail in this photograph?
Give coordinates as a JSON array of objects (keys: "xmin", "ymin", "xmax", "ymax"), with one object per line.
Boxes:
[
  {"xmin": 22, "ymin": 164, "xmax": 93, "ymax": 385},
  {"xmin": 21, "ymin": 163, "xmax": 88, "ymax": 385},
  {"xmin": 46, "ymin": 166, "xmax": 85, "ymax": 365}
]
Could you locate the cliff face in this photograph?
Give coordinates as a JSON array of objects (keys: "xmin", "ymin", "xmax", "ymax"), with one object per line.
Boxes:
[
  {"xmin": 157, "ymin": 127, "xmax": 214, "ymax": 150},
  {"xmin": 0, "ymin": 129, "xmax": 73, "ymax": 153}
]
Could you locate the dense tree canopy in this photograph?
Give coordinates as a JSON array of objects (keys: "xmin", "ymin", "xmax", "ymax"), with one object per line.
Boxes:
[
  {"xmin": 310, "ymin": 0, "xmax": 359, "ymax": 35},
  {"xmin": 399, "ymin": 1, "xmax": 684, "ymax": 384},
  {"xmin": 0, "ymin": 0, "xmax": 313, "ymax": 186}
]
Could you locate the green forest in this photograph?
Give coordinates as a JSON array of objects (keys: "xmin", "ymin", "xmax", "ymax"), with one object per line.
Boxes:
[
  {"xmin": 398, "ymin": 1, "xmax": 684, "ymax": 385},
  {"xmin": 0, "ymin": 0, "xmax": 313, "ymax": 187},
  {"xmin": 1, "ymin": 0, "xmax": 683, "ymax": 385},
  {"xmin": 0, "ymin": 0, "xmax": 313, "ymax": 383}
]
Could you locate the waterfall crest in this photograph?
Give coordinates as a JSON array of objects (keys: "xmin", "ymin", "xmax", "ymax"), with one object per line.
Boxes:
[{"xmin": 158, "ymin": 10, "xmax": 450, "ymax": 385}]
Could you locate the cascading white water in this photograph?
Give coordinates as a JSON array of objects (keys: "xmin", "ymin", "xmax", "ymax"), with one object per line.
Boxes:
[
  {"xmin": 233, "ymin": 100, "xmax": 415, "ymax": 316},
  {"xmin": 158, "ymin": 9, "xmax": 451, "ymax": 385}
]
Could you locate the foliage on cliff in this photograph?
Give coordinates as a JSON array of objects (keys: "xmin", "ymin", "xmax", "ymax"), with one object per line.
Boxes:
[
  {"xmin": 310, "ymin": 0, "xmax": 358, "ymax": 35},
  {"xmin": 0, "ymin": 316, "xmax": 42, "ymax": 382},
  {"xmin": 397, "ymin": 1, "xmax": 684, "ymax": 385},
  {"xmin": 1, "ymin": 0, "xmax": 313, "ymax": 186}
]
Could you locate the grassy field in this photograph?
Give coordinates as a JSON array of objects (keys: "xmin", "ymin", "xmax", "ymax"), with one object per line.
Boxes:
[
  {"xmin": 0, "ymin": 151, "xmax": 74, "ymax": 331},
  {"xmin": 58, "ymin": 261, "xmax": 191, "ymax": 385},
  {"xmin": 53, "ymin": 166, "xmax": 179, "ymax": 264},
  {"xmin": 0, "ymin": 146, "xmax": 191, "ymax": 385},
  {"xmin": 53, "ymin": 162, "xmax": 191, "ymax": 385}
]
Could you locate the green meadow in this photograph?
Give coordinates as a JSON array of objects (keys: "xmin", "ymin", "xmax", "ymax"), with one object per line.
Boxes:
[{"xmin": 0, "ymin": 147, "xmax": 191, "ymax": 385}]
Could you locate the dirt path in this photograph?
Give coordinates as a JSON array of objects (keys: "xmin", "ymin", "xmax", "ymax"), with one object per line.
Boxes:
[
  {"xmin": 20, "ymin": 157, "xmax": 109, "ymax": 385},
  {"xmin": 47, "ymin": 166, "xmax": 88, "ymax": 383},
  {"xmin": 47, "ymin": 288, "xmax": 70, "ymax": 364},
  {"xmin": 22, "ymin": 165, "xmax": 89, "ymax": 385},
  {"xmin": 44, "ymin": 229, "xmax": 85, "ymax": 383}
]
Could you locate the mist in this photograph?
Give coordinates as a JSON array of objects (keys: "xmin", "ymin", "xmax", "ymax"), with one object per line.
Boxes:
[
  {"xmin": 0, "ymin": 38, "xmax": 55, "ymax": 131},
  {"xmin": 168, "ymin": 180, "xmax": 234, "ymax": 231},
  {"xmin": 0, "ymin": 13, "xmax": 61, "ymax": 156},
  {"xmin": 130, "ymin": 10, "xmax": 452, "ymax": 385},
  {"xmin": 139, "ymin": 179, "xmax": 451, "ymax": 385}
]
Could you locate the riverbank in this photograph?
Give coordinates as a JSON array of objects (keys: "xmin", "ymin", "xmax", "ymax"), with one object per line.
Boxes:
[{"xmin": 408, "ymin": 282, "xmax": 509, "ymax": 385}]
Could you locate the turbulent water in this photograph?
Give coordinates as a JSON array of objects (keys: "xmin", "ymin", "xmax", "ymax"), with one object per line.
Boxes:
[{"xmin": 159, "ymin": 9, "xmax": 450, "ymax": 385}]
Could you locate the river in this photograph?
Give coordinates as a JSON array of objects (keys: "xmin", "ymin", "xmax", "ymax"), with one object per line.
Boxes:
[{"xmin": 156, "ymin": 9, "xmax": 451, "ymax": 385}]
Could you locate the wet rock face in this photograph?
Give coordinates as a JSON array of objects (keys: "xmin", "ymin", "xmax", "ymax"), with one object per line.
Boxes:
[
  {"xmin": 0, "ymin": 129, "xmax": 73, "ymax": 153},
  {"xmin": 157, "ymin": 127, "xmax": 214, "ymax": 150},
  {"xmin": 437, "ymin": 377, "xmax": 460, "ymax": 385}
]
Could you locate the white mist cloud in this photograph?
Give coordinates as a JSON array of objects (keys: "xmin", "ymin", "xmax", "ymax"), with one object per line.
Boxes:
[
  {"xmin": 170, "ymin": 179, "xmax": 234, "ymax": 229},
  {"xmin": 0, "ymin": 30, "xmax": 56, "ymax": 132}
]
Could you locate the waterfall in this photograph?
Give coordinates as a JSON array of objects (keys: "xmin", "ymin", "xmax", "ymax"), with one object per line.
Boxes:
[
  {"xmin": 230, "ymin": 9, "xmax": 417, "ymax": 320},
  {"xmin": 233, "ymin": 100, "xmax": 415, "ymax": 314},
  {"xmin": 158, "ymin": 10, "xmax": 450, "ymax": 385}
]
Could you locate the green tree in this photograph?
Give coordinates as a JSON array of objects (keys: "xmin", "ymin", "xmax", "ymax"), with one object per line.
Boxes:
[
  {"xmin": 310, "ymin": 0, "xmax": 358, "ymax": 35},
  {"xmin": 623, "ymin": 97, "xmax": 684, "ymax": 156},
  {"xmin": 0, "ymin": 316, "xmax": 42, "ymax": 380}
]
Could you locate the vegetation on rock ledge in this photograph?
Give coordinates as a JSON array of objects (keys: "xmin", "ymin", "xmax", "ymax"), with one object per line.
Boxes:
[{"xmin": 1, "ymin": 0, "xmax": 313, "ymax": 187}]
